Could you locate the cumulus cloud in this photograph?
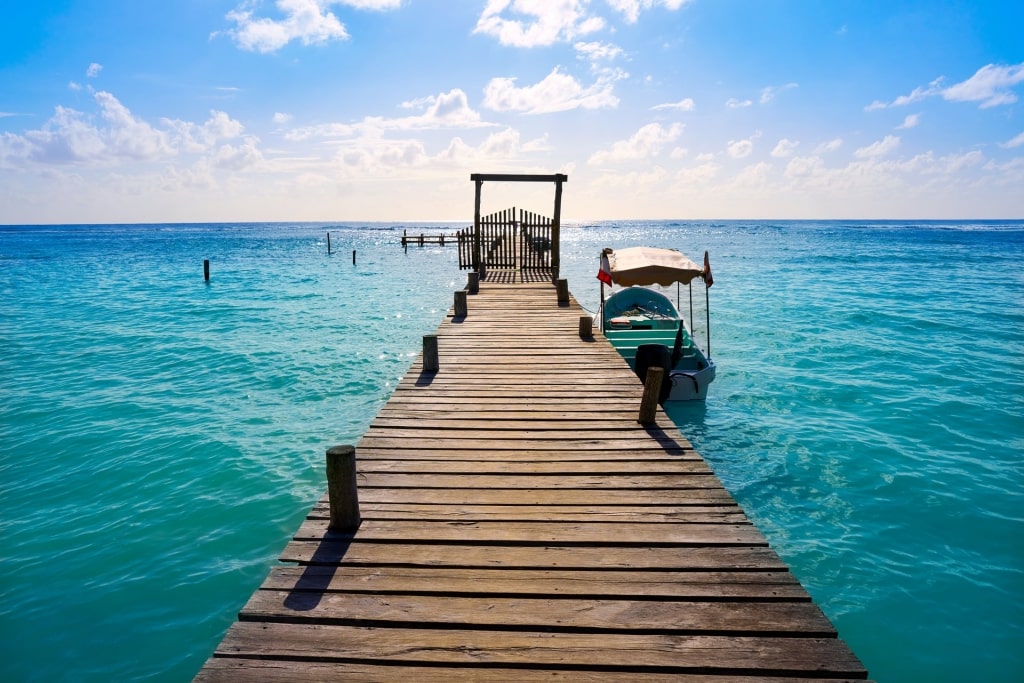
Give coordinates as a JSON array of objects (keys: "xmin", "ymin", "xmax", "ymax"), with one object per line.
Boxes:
[
  {"xmin": 1001, "ymin": 131, "xmax": 1024, "ymax": 149},
  {"xmin": 942, "ymin": 62, "xmax": 1024, "ymax": 108},
  {"xmin": 771, "ymin": 138, "xmax": 799, "ymax": 158},
  {"xmin": 221, "ymin": 0, "xmax": 401, "ymax": 53},
  {"xmin": 483, "ymin": 67, "xmax": 621, "ymax": 114},
  {"xmin": 474, "ymin": 0, "xmax": 604, "ymax": 47},
  {"xmin": 866, "ymin": 62, "xmax": 1024, "ymax": 110},
  {"xmin": 815, "ymin": 138, "xmax": 842, "ymax": 154},
  {"xmin": 288, "ymin": 89, "xmax": 491, "ymax": 141},
  {"xmin": 589, "ymin": 122, "xmax": 682, "ymax": 164},
  {"xmin": 896, "ymin": 114, "xmax": 920, "ymax": 129},
  {"xmin": 605, "ymin": 0, "xmax": 692, "ymax": 23},
  {"xmin": 651, "ymin": 98, "xmax": 695, "ymax": 111},
  {"xmin": 854, "ymin": 135, "xmax": 900, "ymax": 158}
]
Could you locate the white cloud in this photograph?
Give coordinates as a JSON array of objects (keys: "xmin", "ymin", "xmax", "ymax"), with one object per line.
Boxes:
[
  {"xmin": 221, "ymin": 0, "xmax": 402, "ymax": 53},
  {"xmin": 867, "ymin": 63, "xmax": 1024, "ymax": 111},
  {"xmin": 759, "ymin": 82, "xmax": 797, "ymax": 104},
  {"xmin": 574, "ymin": 41, "xmax": 624, "ymax": 62},
  {"xmin": 483, "ymin": 67, "xmax": 621, "ymax": 114},
  {"xmin": 1001, "ymin": 131, "xmax": 1024, "ymax": 149},
  {"xmin": 896, "ymin": 114, "xmax": 920, "ymax": 130},
  {"xmin": 942, "ymin": 62, "xmax": 1024, "ymax": 108},
  {"xmin": 726, "ymin": 98, "xmax": 752, "ymax": 109},
  {"xmin": 815, "ymin": 138, "xmax": 842, "ymax": 154},
  {"xmin": 288, "ymin": 89, "xmax": 490, "ymax": 140},
  {"xmin": 771, "ymin": 138, "xmax": 799, "ymax": 158},
  {"xmin": 605, "ymin": 0, "xmax": 692, "ymax": 24},
  {"xmin": 588, "ymin": 122, "xmax": 683, "ymax": 164},
  {"xmin": 87, "ymin": 63, "xmax": 103, "ymax": 78},
  {"xmin": 651, "ymin": 98, "xmax": 695, "ymax": 111},
  {"xmin": 855, "ymin": 135, "xmax": 900, "ymax": 158},
  {"xmin": 474, "ymin": 0, "xmax": 604, "ymax": 48}
]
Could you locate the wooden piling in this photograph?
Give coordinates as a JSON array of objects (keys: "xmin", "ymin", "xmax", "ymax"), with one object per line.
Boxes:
[
  {"xmin": 556, "ymin": 278, "xmax": 570, "ymax": 304},
  {"xmin": 325, "ymin": 445, "xmax": 360, "ymax": 532},
  {"xmin": 423, "ymin": 335, "xmax": 439, "ymax": 372},
  {"xmin": 454, "ymin": 290, "xmax": 468, "ymax": 317},
  {"xmin": 578, "ymin": 314, "xmax": 593, "ymax": 338},
  {"xmin": 638, "ymin": 366, "xmax": 664, "ymax": 424}
]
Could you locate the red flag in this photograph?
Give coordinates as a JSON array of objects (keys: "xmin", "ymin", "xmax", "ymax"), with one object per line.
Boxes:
[
  {"xmin": 597, "ymin": 250, "xmax": 613, "ymax": 286},
  {"xmin": 703, "ymin": 250, "xmax": 713, "ymax": 287}
]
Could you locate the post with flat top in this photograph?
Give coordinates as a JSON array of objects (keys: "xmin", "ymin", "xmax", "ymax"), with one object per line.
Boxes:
[
  {"xmin": 638, "ymin": 367, "xmax": 664, "ymax": 424},
  {"xmin": 556, "ymin": 278, "xmax": 570, "ymax": 305},
  {"xmin": 325, "ymin": 445, "xmax": 360, "ymax": 532},
  {"xmin": 423, "ymin": 334, "xmax": 439, "ymax": 372},
  {"xmin": 454, "ymin": 289, "xmax": 468, "ymax": 317}
]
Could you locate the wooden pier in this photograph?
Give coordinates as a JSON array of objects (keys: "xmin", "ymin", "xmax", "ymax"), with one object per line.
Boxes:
[{"xmin": 196, "ymin": 278, "xmax": 868, "ymax": 681}]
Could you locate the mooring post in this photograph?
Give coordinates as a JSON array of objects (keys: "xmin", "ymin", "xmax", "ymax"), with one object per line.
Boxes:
[
  {"xmin": 326, "ymin": 445, "xmax": 360, "ymax": 532},
  {"xmin": 423, "ymin": 334, "xmax": 439, "ymax": 372},
  {"xmin": 467, "ymin": 271, "xmax": 480, "ymax": 294},
  {"xmin": 203, "ymin": 259, "xmax": 210, "ymax": 282},
  {"xmin": 638, "ymin": 367, "xmax": 664, "ymax": 424},
  {"xmin": 556, "ymin": 278, "xmax": 569, "ymax": 305},
  {"xmin": 454, "ymin": 289, "xmax": 468, "ymax": 317},
  {"xmin": 578, "ymin": 315, "xmax": 593, "ymax": 338}
]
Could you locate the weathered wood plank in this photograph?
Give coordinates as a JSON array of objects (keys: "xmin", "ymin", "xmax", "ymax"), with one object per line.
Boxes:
[
  {"xmin": 261, "ymin": 566, "xmax": 809, "ymax": 600},
  {"xmin": 239, "ymin": 592, "xmax": 837, "ymax": 636},
  {"xmin": 211, "ymin": 624, "xmax": 868, "ymax": 677}
]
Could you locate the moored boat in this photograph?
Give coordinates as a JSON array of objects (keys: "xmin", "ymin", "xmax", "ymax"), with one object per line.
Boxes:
[{"xmin": 597, "ymin": 246, "xmax": 715, "ymax": 401}]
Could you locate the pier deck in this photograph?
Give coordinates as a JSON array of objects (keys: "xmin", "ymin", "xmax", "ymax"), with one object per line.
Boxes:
[{"xmin": 196, "ymin": 279, "xmax": 868, "ymax": 681}]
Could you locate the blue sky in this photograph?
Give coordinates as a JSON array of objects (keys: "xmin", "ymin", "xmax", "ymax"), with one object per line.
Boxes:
[{"xmin": 2, "ymin": 0, "xmax": 1022, "ymax": 223}]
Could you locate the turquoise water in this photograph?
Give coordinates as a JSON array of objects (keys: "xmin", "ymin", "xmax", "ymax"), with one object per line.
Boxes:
[{"xmin": 2, "ymin": 221, "xmax": 1022, "ymax": 681}]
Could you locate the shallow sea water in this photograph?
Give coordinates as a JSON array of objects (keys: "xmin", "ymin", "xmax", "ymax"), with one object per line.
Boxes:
[{"xmin": 1, "ymin": 220, "xmax": 1022, "ymax": 681}]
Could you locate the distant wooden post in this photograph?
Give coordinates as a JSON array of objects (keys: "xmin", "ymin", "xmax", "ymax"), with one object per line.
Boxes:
[
  {"xmin": 423, "ymin": 334, "xmax": 439, "ymax": 372},
  {"xmin": 467, "ymin": 271, "xmax": 480, "ymax": 294},
  {"xmin": 556, "ymin": 278, "xmax": 569, "ymax": 304},
  {"xmin": 454, "ymin": 290, "xmax": 468, "ymax": 317},
  {"xmin": 578, "ymin": 315, "xmax": 593, "ymax": 338},
  {"xmin": 325, "ymin": 445, "xmax": 360, "ymax": 532},
  {"xmin": 638, "ymin": 367, "xmax": 664, "ymax": 424},
  {"xmin": 203, "ymin": 259, "xmax": 210, "ymax": 282}
]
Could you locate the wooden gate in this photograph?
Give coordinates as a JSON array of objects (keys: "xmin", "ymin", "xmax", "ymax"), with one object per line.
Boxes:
[{"xmin": 457, "ymin": 207, "xmax": 553, "ymax": 272}]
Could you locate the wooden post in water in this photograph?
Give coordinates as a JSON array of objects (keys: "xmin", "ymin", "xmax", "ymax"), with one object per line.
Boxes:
[
  {"xmin": 467, "ymin": 271, "xmax": 480, "ymax": 294},
  {"xmin": 326, "ymin": 445, "xmax": 360, "ymax": 532},
  {"xmin": 203, "ymin": 259, "xmax": 210, "ymax": 281},
  {"xmin": 423, "ymin": 335, "xmax": 439, "ymax": 372},
  {"xmin": 556, "ymin": 278, "xmax": 570, "ymax": 305},
  {"xmin": 578, "ymin": 315, "xmax": 593, "ymax": 338},
  {"xmin": 454, "ymin": 290, "xmax": 468, "ymax": 317},
  {"xmin": 638, "ymin": 367, "xmax": 664, "ymax": 424}
]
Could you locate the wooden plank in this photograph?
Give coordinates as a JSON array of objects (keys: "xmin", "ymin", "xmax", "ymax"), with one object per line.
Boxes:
[
  {"xmin": 212, "ymin": 623, "xmax": 867, "ymax": 677},
  {"xmin": 279, "ymin": 540, "xmax": 791, "ymax": 570},
  {"xmin": 238, "ymin": 592, "xmax": 837, "ymax": 636},
  {"xmin": 260, "ymin": 566, "xmax": 809, "ymax": 600},
  {"xmin": 197, "ymin": 659, "xmax": 870, "ymax": 683}
]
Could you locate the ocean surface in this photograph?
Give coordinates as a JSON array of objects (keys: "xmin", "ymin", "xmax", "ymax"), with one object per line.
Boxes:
[{"xmin": 1, "ymin": 220, "xmax": 1021, "ymax": 682}]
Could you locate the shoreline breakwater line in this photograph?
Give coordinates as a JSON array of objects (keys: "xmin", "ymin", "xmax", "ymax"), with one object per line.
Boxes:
[{"xmin": 1, "ymin": 220, "xmax": 1021, "ymax": 682}]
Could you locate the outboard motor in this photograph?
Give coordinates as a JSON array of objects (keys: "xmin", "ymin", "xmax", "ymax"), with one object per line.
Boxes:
[{"xmin": 634, "ymin": 344, "xmax": 672, "ymax": 404}]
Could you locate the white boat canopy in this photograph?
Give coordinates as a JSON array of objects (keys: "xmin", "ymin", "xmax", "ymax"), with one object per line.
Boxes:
[{"xmin": 607, "ymin": 246, "xmax": 705, "ymax": 287}]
